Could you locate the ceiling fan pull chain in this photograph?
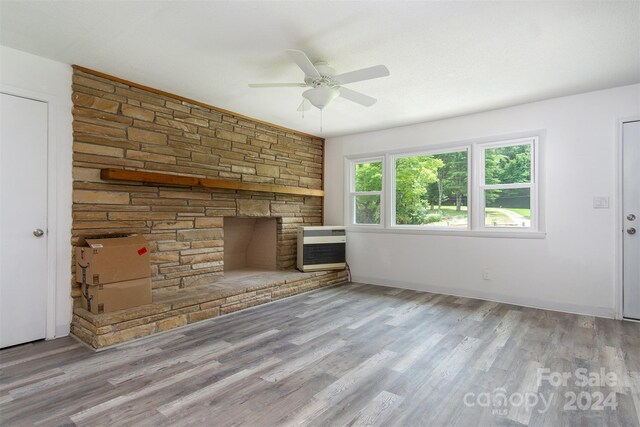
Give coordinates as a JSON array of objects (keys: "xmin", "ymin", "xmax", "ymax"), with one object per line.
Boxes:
[{"xmin": 320, "ymin": 109, "xmax": 323, "ymax": 133}]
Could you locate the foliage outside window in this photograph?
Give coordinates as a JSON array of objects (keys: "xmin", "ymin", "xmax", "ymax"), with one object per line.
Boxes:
[
  {"xmin": 394, "ymin": 150, "xmax": 468, "ymax": 227},
  {"xmin": 348, "ymin": 136, "xmax": 538, "ymax": 233},
  {"xmin": 352, "ymin": 160, "xmax": 382, "ymax": 225},
  {"xmin": 482, "ymin": 143, "xmax": 533, "ymax": 228}
]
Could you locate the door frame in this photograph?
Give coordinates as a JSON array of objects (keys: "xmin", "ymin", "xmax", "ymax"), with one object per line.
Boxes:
[
  {"xmin": 616, "ymin": 116, "xmax": 640, "ymax": 320},
  {"xmin": 1, "ymin": 85, "xmax": 59, "ymax": 340}
]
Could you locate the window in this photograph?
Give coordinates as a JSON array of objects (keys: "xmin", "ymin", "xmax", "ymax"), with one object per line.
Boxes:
[
  {"xmin": 351, "ymin": 159, "xmax": 383, "ymax": 225},
  {"xmin": 393, "ymin": 149, "xmax": 468, "ymax": 227},
  {"xmin": 480, "ymin": 141, "xmax": 534, "ymax": 229},
  {"xmin": 347, "ymin": 135, "xmax": 540, "ymax": 235}
]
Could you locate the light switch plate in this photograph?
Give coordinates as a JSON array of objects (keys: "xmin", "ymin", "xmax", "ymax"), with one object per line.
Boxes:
[{"xmin": 593, "ymin": 196, "xmax": 609, "ymax": 209}]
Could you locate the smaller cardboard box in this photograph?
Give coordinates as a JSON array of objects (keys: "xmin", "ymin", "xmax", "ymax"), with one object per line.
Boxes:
[
  {"xmin": 81, "ymin": 277, "xmax": 152, "ymax": 314},
  {"xmin": 76, "ymin": 235, "xmax": 150, "ymax": 285}
]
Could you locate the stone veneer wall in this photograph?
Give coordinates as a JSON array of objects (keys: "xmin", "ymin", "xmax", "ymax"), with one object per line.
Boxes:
[{"xmin": 71, "ymin": 68, "xmax": 324, "ymax": 306}]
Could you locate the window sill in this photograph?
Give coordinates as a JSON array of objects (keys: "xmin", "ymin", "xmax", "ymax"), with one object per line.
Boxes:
[{"xmin": 345, "ymin": 226, "xmax": 546, "ymax": 239}]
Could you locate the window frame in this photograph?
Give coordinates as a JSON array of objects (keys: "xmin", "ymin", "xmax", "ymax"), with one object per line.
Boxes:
[
  {"xmin": 349, "ymin": 156, "xmax": 384, "ymax": 227},
  {"xmin": 390, "ymin": 146, "xmax": 471, "ymax": 230},
  {"xmin": 477, "ymin": 138, "xmax": 538, "ymax": 232},
  {"xmin": 344, "ymin": 133, "xmax": 543, "ymax": 238}
]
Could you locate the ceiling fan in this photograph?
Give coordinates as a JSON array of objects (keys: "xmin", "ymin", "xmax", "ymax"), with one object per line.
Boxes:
[{"xmin": 249, "ymin": 50, "xmax": 390, "ymax": 111}]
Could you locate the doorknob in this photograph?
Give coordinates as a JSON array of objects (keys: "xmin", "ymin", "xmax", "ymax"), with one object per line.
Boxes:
[
  {"xmin": 628, "ymin": 227, "xmax": 637, "ymax": 235},
  {"xmin": 628, "ymin": 214, "xmax": 637, "ymax": 221},
  {"xmin": 33, "ymin": 228, "xmax": 44, "ymax": 237}
]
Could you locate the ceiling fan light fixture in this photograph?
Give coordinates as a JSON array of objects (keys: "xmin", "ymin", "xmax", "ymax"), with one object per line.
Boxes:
[{"xmin": 302, "ymin": 87, "xmax": 339, "ymax": 110}]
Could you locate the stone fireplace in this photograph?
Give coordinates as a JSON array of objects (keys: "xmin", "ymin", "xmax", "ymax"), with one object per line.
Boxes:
[
  {"xmin": 224, "ymin": 217, "xmax": 277, "ymax": 272},
  {"xmin": 69, "ymin": 66, "xmax": 348, "ymax": 348},
  {"xmin": 69, "ymin": 66, "xmax": 326, "ymax": 297}
]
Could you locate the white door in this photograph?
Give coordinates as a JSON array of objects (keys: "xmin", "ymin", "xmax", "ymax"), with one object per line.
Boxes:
[
  {"xmin": 0, "ymin": 93, "xmax": 49, "ymax": 348},
  {"xmin": 623, "ymin": 120, "xmax": 640, "ymax": 320}
]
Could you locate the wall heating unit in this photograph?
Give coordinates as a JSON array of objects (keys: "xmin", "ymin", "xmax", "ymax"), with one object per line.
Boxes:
[{"xmin": 297, "ymin": 226, "xmax": 346, "ymax": 272}]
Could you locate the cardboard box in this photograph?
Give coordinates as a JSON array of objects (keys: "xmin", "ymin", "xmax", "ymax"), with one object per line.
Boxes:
[
  {"xmin": 80, "ymin": 277, "xmax": 152, "ymax": 314},
  {"xmin": 76, "ymin": 235, "xmax": 150, "ymax": 285}
]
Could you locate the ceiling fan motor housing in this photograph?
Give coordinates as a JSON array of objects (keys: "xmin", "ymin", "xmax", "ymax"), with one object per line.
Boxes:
[{"xmin": 305, "ymin": 61, "xmax": 337, "ymax": 87}]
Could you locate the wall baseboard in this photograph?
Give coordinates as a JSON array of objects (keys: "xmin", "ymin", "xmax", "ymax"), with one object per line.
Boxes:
[{"xmin": 352, "ymin": 275, "xmax": 615, "ymax": 319}]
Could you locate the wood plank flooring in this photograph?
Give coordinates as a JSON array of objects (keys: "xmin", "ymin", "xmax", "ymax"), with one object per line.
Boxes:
[{"xmin": 2, "ymin": 282, "xmax": 640, "ymax": 426}]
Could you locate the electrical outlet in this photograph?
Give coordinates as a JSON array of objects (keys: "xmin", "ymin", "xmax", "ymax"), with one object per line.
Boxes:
[{"xmin": 483, "ymin": 269, "xmax": 491, "ymax": 280}]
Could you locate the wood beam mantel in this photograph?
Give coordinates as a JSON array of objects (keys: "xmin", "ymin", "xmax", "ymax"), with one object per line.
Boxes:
[{"xmin": 100, "ymin": 168, "xmax": 324, "ymax": 197}]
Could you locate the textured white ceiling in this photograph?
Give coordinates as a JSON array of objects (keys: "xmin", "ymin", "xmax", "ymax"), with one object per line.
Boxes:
[{"xmin": 1, "ymin": 1, "xmax": 638, "ymax": 137}]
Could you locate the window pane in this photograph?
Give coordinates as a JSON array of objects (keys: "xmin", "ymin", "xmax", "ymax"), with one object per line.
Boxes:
[
  {"xmin": 355, "ymin": 161, "xmax": 382, "ymax": 192},
  {"xmin": 355, "ymin": 195, "xmax": 381, "ymax": 224},
  {"xmin": 484, "ymin": 188, "xmax": 531, "ymax": 227},
  {"xmin": 484, "ymin": 144, "xmax": 531, "ymax": 184},
  {"xmin": 395, "ymin": 151, "xmax": 468, "ymax": 226}
]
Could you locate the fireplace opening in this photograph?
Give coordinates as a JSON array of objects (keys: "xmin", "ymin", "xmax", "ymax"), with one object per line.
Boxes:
[{"xmin": 223, "ymin": 217, "xmax": 277, "ymax": 273}]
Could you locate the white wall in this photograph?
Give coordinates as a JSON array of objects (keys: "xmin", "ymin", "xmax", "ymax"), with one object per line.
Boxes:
[
  {"xmin": 1, "ymin": 46, "xmax": 73, "ymax": 337},
  {"xmin": 325, "ymin": 84, "xmax": 640, "ymax": 318}
]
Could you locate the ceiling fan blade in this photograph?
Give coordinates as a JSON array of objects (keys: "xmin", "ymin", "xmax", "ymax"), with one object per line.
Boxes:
[
  {"xmin": 286, "ymin": 49, "xmax": 321, "ymax": 79},
  {"xmin": 338, "ymin": 87, "xmax": 377, "ymax": 107},
  {"xmin": 248, "ymin": 83, "xmax": 307, "ymax": 88},
  {"xmin": 334, "ymin": 65, "xmax": 390, "ymax": 85},
  {"xmin": 297, "ymin": 99, "xmax": 311, "ymax": 112}
]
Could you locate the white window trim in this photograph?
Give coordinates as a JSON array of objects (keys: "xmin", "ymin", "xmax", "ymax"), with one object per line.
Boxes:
[
  {"xmin": 347, "ymin": 156, "xmax": 384, "ymax": 227},
  {"xmin": 478, "ymin": 137, "xmax": 539, "ymax": 232},
  {"xmin": 344, "ymin": 132, "xmax": 545, "ymax": 239}
]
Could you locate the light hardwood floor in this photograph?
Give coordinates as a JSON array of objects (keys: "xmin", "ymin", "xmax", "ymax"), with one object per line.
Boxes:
[{"xmin": 1, "ymin": 282, "xmax": 640, "ymax": 426}]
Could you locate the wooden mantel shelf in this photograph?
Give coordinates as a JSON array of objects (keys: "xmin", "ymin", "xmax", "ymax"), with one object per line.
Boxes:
[{"xmin": 100, "ymin": 168, "xmax": 324, "ymax": 197}]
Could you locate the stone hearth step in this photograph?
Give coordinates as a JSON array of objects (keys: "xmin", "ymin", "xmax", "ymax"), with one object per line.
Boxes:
[{"xmin": 71, "ymin": 269, "xmax": 348, "ymax": 349}]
